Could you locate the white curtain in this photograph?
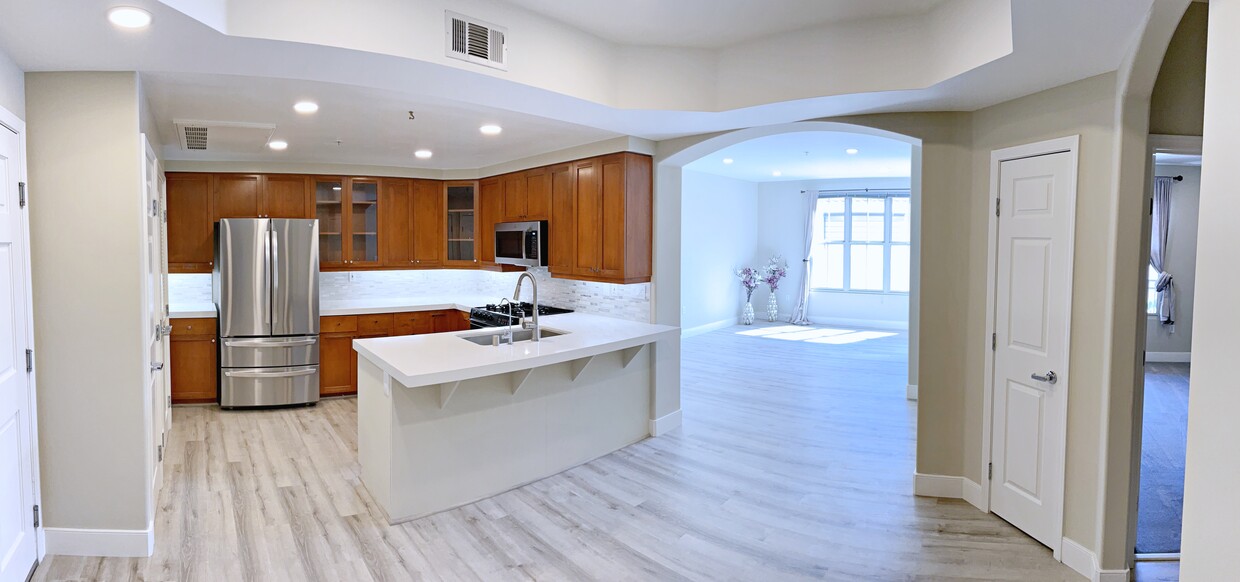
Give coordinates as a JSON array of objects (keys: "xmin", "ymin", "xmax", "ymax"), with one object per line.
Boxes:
[
  {"xmin": 789, "ymin": 190, "xmax": 817, "ymax": 325},
  {"xmin": 1151, "ymin": 176, "xmax": 1175, "ymax": 329}
]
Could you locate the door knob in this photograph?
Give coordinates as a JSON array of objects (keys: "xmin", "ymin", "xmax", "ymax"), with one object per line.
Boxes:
[
  {"xmin": 151, "ymin": 362, "xmax": 165, "ymax": 371},
  {"xmin": 1031, "ymin": 371, "xmax": 1058, "ymax": 384}
]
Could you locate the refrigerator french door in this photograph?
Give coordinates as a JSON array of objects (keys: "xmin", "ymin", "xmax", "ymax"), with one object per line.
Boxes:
[{"xmin": 215, "ymin": 218, "xmax": 321, "ymax": 408}]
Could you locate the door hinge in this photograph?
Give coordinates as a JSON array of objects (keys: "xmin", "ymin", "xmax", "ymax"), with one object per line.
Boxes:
[
  {"xmin": 25, "ymin": 348, "xmax": 32, "ymax": 373},
  {"xmin": 157, "ymin": 444, "xmax": 164, "ymax": 463},
  {"xmin": 18, "ymin": 182, "xmax": 26, "ymax": 208},
  {"xmin": 988, "ymin": 463, "xmax": 993, "ymax": 480},
  {"xmin": 995, "ymin": 198, "xmax": 1000, "ymax": 217},
  {"xmin": 1150, "ymin": 198, "xmax": 1154, "ymax": 216},
  {"xmin": 151, "ymin": 199, "xmax": 159, "ymax": 217},
  {"xmin": 32, "ymin": 504, "xmax": 39, "ymax": 528},
  {"xmin": 992, "ymin": 333, "xmax": 996, "ymax": 351}
]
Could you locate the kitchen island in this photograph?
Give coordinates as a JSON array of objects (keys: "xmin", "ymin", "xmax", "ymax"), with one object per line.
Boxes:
[{"xmin": 353, "ymin": 312, "xmax": 680, "ymax": 524}]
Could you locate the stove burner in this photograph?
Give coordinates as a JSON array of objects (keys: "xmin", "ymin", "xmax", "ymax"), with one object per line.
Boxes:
[{"xmin": 469, "ymin": 302, "xmax": 574, "ymax": 328}]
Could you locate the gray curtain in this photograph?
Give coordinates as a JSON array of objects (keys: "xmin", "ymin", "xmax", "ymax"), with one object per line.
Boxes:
[
  {"xmin": 789, "ymin": 191, "xmax": 817, "ymax": 325},
  {"xmin": 1151, "ymin": 176, "xmax": 1175, "ymax": 328}
]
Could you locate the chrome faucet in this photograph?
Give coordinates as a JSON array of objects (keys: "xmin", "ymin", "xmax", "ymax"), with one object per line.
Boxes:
[
  {"xmin": 497, "ymin": 298, "xmax": 516, "ymax": 345},
  {"xmin": 512, "ymin": 272, "xmax": 540, "ymax": 341}
]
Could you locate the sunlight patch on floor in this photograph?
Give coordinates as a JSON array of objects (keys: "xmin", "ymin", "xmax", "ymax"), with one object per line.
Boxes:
[{"xmin": 735, "ymin": 325, "xmax": 897, "ymax": 344}]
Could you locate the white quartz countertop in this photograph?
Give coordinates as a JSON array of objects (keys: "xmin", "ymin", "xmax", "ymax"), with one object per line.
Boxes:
[
  {"xmin": 353, "ymin": 312, "xmax": 678, "ymax": 388},
  {"xmin": 169, "ymin": 294, "xmax": 497, "ymax": 319}
]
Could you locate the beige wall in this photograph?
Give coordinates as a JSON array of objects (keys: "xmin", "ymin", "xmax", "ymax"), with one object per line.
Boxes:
[
  {"xmin": 1150, "ymin": 2, "xmax": 1207, "ymax": 136},
  {"xmin": 26, "ymin": 72, "xmax": 150, "ymax": 531},
  {"xmin": 0, "ymin": 45, "xmax": 22, "ymax": 120}
]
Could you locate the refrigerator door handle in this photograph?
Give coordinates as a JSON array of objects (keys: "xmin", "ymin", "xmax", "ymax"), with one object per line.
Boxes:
[
  {"xmin": 270, "ymin": 226, "xmax": 279, "ymax": 329},
  {"xmin": 223, "ymin": 338, "xmax": 317, "ymax": 348},
  {"xmin": 223, "ymin": 367, "xmax": 316, "ymax": 379}
]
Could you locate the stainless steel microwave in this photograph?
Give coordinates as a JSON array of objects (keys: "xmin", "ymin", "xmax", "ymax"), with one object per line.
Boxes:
[{"xmin": 495, "ymin": 221, "xmax": 548, "ymax": 268}]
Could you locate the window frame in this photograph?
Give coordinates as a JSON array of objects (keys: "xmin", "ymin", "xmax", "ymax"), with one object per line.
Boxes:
[{"xmin": 811, "ymin": 191, "xmax": 911, "ymax": 295}]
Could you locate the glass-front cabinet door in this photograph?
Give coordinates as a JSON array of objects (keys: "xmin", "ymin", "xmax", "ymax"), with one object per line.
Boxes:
[
  {"xmin": 314, "ymin": 178, "xmax": 345, "ymax": 268},
  {"xmin": 445, "ymin": 181, "xmax": 477, "ymax": 266},
  {"xmin": 349, "ymin": 179, "xmax": 381, "ymax": 266}
]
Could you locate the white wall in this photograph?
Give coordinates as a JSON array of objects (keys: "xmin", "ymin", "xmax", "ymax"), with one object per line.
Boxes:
[
  {"xmin": 680, "ymin": 170, "xmax": 758, "ymax": 334},
  {"xmin": 756, "ymin": 177, "xmax": 912, "ymax": 329},
  {"xmin": 25, "ymin": 73, "xmax": 152, "ymax": 539},
  {"xmin": 1181, "ymin": 0, "xmax": 1240, "ymax": 576},
  {"xmin": 1146, "ymin": 164, "xmax": 1199, "ymax": 356},
  {"xmin": 0, "ymin": 45, "xmax": 23, "ymax": 120}
]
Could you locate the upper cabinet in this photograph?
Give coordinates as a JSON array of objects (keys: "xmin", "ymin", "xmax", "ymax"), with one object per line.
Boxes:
[
  {"xmin": 382, "ymin": 178, "xmax": 445, "ymax": 268},
  {"xmin": 567, "ymin": 153, "xmax": 652, "ymax": 284},
  {"xmin": 445, "ymin": 181, "xmax": 478, "ymax": 267},
  {"xmin": 262, "ymin": 175, "xmax": 311, "ymax": 218},
  {"xmin": 167, "ymin": 173, "xmax": 213, "ymax": 273},
  {"xmin": 163, "ymin": 154, "xmax": 651, "ymax": 282},
  {"xmin": 497, "ymin": 168, "xmax": 551, "ymax": 222}
]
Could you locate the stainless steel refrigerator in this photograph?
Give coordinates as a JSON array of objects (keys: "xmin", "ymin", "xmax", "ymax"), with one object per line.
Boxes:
[{"xmin": 213, "ymin": 218, "xmax": 320, "ymax": 408}]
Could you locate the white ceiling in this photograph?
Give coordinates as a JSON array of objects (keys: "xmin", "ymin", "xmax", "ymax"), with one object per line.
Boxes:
[
  {"xmin": 144, "ymin": 73, "xmax": 620, "ymax": 169},
  {"xmin": 684, "ymin": 132, "xmax": 911, "ymax": 182},
  {"xmin": 498, "ymin": 0, "xmax": 947, "ymax": 49},
  {"xmin": 0, "ymin": 0, "xmax": 1158, "ymax": 169}
]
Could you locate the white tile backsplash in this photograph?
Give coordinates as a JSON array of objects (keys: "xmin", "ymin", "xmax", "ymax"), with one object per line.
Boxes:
[{"xmin": 168, "ymin": 268, "xmax": 652, "ymax": 322}]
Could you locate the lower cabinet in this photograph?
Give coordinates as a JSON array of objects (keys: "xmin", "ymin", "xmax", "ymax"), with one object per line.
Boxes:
[
  {"xmin": 317, "ymin": 309, "xmax": 467, "ymax": 397},
  {"xmin": 170, "ymin": 310, "xmax": 469, "ymax": 403},
  {"xmin": 170, "ymin": 318, "xmax": 218, "ymax": 404}
]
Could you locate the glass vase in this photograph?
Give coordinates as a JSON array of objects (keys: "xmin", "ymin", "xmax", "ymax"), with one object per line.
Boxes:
[
  {"xmin": 741, "ymin": 299, "xmax": 755, "ymax": 325},
  {"xmin": 767, "ymin": 293, "xmax": 778, "ymax": 322}
]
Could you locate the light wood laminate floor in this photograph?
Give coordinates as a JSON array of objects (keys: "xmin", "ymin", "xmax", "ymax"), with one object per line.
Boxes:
[{"xmin": 33, "ymin": 323, "xmax": 1090, "ymax": 581}]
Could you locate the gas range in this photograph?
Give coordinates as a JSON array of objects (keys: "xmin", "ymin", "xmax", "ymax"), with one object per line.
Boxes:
[{"xmin": 469, "ymin": 302, "xmax": 574, "ymax": 328}]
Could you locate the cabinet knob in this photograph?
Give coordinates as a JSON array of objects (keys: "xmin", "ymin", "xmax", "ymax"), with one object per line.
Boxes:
[{"xmin": 211, "ymin": 339, "xmax": 216, "ymax": 343}]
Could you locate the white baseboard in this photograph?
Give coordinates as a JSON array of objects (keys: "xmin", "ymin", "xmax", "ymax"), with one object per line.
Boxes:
[
  {"xmin": 961, "ymin": 478, "xmax": 985, "ymax": 510},
  {"xmin": 809, "ymin": 316, "xmax": 909, "ymax": 331},
  {"xmin": 45, "ymin": 520, "xmax": 155, "ymax": 558},
  {"xmin": 913, "ymin": 473, "xmax": 964, "ymax": 498},
  {"xmin": 1061, "ymin": 537, "xmax": 1129, "ymax": 582},
  {"xmin": 649, "ymin": 409, "xmax": 682, "ymax": 436},
  {"xmin": 906, "ymin": 384, "xmax": 918, "ymax": 400},
  {"xmin": 681, "ymin": 317, "xmax": 738, "ymax": 338},
  {"xmin": 1146, "ymin": 351, "xmax": 1190, "ymax": 363}
]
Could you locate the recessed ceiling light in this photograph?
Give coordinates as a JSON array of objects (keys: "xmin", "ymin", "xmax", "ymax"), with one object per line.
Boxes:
[
  {"xmin": 723, "ymin": 158, "xmax": 734, "ymax": 164},
  {"xmin": 845, "ymin": 148, "xmax": 859, "ymax": 155},
  {"xmin": 772, "ymin": 170, "xmax": 783, "ymax": 177},
  {"xmin": 414, "ymin": 149, "xmax": 433, "ymax": 159},
  {"xmin": 107, "ymin": 6, "xmax": 152, "ymax": 29},
  {"xmin": 268, "ymin": 140, "xmax": 288, "ymax": 151},
  {"xmin": 293, "ymin": 101, "xmax": 319, "ymax": 114},
  {"xmin": 480, "ymin": 124, "xmax": 503, "ymax": 136}
]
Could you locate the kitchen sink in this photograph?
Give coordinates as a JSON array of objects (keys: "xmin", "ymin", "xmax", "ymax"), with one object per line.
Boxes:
[{"xmin": 459, "ymin": 328, "xmax": 568, "ymax": 346}]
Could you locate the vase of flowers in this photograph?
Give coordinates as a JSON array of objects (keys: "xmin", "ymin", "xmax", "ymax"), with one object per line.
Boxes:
[
  {"xmin": 762, "ymin": 255, "xmax": 788, "ymax": 322},
  {"xmin": 736, "ymin": 266, "xmax": 759, "ymax": 325}
]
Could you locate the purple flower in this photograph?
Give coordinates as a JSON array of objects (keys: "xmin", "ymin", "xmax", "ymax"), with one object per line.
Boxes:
[
  {"xmin": 761, "ymin": 255, "xmax": 788, "ymax": 291},
  {"xmin": 736, "ymin": 266, "xmax": 760, "ymax": 300}
]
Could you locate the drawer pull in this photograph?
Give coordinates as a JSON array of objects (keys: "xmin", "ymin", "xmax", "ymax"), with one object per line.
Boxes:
[
  {"xmin": 224, "ymin": 367, "xmax": 316, "ymax": 379},
  {"xmin": 224, "ymin": 338, "xmax": 317, "ymax": 348}
]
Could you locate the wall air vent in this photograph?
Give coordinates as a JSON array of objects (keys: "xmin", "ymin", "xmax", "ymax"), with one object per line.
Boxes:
[
  {"xmin": 173, "ymin": 119, "xmax": 276, "ymax": 153},
  {"xmin": 446, "ymin": 11, "xmax": 507, "ymax": 71}
]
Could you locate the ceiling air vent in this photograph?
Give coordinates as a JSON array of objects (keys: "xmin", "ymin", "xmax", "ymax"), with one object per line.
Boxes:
[
  {"xmin": 445, "ymin": 11, "xmax": 507, "ymax": 71},
  {"xmin": 173, "ymin": 120, "xmax": 276, "ymax": 153}
]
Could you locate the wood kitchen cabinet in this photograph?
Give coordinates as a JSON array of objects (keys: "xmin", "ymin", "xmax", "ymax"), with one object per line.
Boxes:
[
  {"xmin": 317, "ymin": 310, "xmax": 467, "ymax": 397},
  {"xmin": 315, "ymin": 177, "xmax": 381, "ymax": 269},
  {"xmin": 548, "ymin": 163, "xmax": 575, "ymax": 276},
  {"xmin": 478, "ymin": 177, "xmax": 502, "ymax": 265},
  {"xmin": 499, "ymin": 168, "xmax": 550, "ymax": 222},
  {"xmin": 570, "ymin": 153, "xmax": 652, "ymax": 284},
  {"xmin": 445, "ymin": 181, "xmax": 478, "ymax": 267},
  {"xmin": 213, "ymin": 174, "xmax": 261, "ymax": 220},
  {"xmin": 169, "ymin": 317, "xmax": 217, "ymax": 404},
  {"xmin": 167, "ymin": 173, "xmax": 214, "ymax": 273},
  {"xmin": 261, "ymin": 174, "xmax": 312, "ymax": 218},
  {"xmin": 383, "ymin": 179, "xmax": 445, "ymax": 268}
]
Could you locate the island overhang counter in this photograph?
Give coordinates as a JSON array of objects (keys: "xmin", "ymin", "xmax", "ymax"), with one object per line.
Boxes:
[{"xmin": 354, "ymin": 312, "xmax": 681, "ymax": 524}]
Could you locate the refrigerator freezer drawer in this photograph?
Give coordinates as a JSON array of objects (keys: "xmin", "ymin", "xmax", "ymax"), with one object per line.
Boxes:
[
  {"xmin": 220, "ymin": 365, "xmax": 320, "ymax": 408},
  {"xmin": 219, "ymin": 336, "xmax": 319, "ymax": 368}
]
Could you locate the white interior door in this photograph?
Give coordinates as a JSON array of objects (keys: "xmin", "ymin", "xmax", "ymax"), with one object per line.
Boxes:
[
  {"xmin": 0, "ymin": 121, "xmax": 37, "ymax": 582},
  {"xmin": 142, "ymin": 136, "xmax": 166, "ymax": 495},
  {"xmin": 989, "ymin": 150, "xmax": 1075, "ymax": 553}
]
